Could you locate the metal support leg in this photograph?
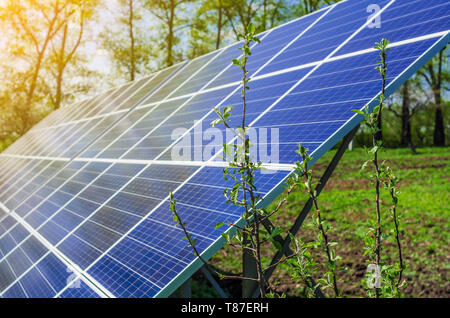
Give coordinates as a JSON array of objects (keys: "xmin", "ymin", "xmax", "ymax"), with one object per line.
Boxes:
[
  {"xmin": 242, "ymin": 233, "xmax": 258, "ymax": 298},
  {"xmin": 177, "ymin": 278, "xmax": 192, "ymax": 298},
  {"xmin": 200, "ymin": 266, "xmax": 228, "ymax": 298},
  {"xmin": 251, "ymin": 125, "xmax": 360, "ymax": 298}
]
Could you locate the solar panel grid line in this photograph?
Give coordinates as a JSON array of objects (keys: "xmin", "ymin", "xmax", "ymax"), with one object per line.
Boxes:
[
  {"xmin": 156, "ymin": 0, "xmax": 393, "ymax": 166},
  {"xmin": 30, "ymin": 87, "xmax": 118, "ymax": 132},
  {"xmin": 153, "ymin": 9, "xmax": 450, "ymax": 298},
  {"xmin": 32, "ymin": 75, "xmax": 158, "ymax": 132},
  {"xmin": 124, "ymin": 5, "xmax": 335, "ymax": 120},
  {"xmin": 0, "ymin": 66, "xmax": 186, "ymax": 231},
  {"xmin": 20, "ymin": 124, "xmax": 82, "ymax": 158},
  {"xmin": 0, "ymin": 244, "xmax": 98, "ymax": 298},
  {"xmin": 27, "ymin": 90, "xmax": 114, "ymax": 134},
  {"xmin": 0, "ymin": 227, "xmax": 67, "ymax": 296},
  {"xmin": 152, "ymin": 0, "xmax": 398, "ymax": 297},
  {"xmin": 0, "ymin": 158, "xmax": 34, "ymax": 193},
  {"xmin": 0, "ymin": 203, "xmax": 110, "ymax": 298},
  {"xmin": 337, "ymin": 0, "xmax": 450, "ymax": 55},
  {"xmin": 72, "ymin": 34, "xmax": 284, "ymax": 162},
  {"xmin": 3, "ymin": 240, "xmax": 55, "ymax": 298},
  {"xmin": 33, "ymin": 63, "xmax": 183, "ymax": 139},
  {"xmin": 0, "ymin": 73, "xmax": 181, "ymax": 230},
  {"xmin": 0, "ymin": 137, "xmax": 77, "ymax": 201},
  {"xmin": 0, "ymin": 160, "xmax": 67, "ymax": 210},
  {"xmin": 3, "ymin": 99, "xmax": 102, "ymax": 158},
  {"xmin": 0, "ymin": 34, "xmax": 276, "ymax": 279},
  {"xmin": 1, "ymin": 0, "xmax": 448, "ymax": 298},
  {"xmin": 74, "ymin": 11, "xmax": 348, "ymax": 293},
  {"xmin": 20, "ymin": 101, "xmax": 80, "ymax": 134},
  {"xmin": 1, "ymin": 254, "xmax": 28, "ymax": 297},
  {"xmin": 225, "ymin": 33, "xmax": 450, "ymax": 291},
  {"xmin": 0, "ymin": 1, "xmax": 370, "ymax": 296},
  {"xmin": 0, "ymin": 54, "xmax": 221, "ymax": 222},
  {"xmin": 307, "ymin": 30, "xmax": 450, "ymax": 166},
  {"xmin": 27, "ymin": 76, "xmax": 153, "ymax": 136},
  {"xmin": 130, "ymin": 8, "xmax": 335, "ymax": 164},
  {"xmin": 75, "ymin": 158, "xmax": 295, "ymax": 171},
  {"xmin": 0, "ymin": 63, "xmax": 192, "ymax": 235},
  {"xmin": 0, "ymin": 66, "xmax": 185, "ymax": 209},
  {"xmin": 0, "ymin": 160, "xmax": 47, "ymax": 203},
  {"xmin": 29, "ymin": 96, "xmax": 109, "ymax": 133},
  {"xmin": 73, "ymin": 45, "xmax": 240, "ymax": 162},
  {"xmin": 69, "ymin": 86, "xmax": 130, "ymax": 121},
  {"xmin": 254, "ymin": 30, "xmax": 450, "ymax": 81},
  {"xmin": 31, "ymin": 62, "xmax": 186, "ymax": 132}
]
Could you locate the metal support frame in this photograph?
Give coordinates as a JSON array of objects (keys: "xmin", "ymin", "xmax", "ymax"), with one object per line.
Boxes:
[
  {"xmin": 200, "ymin": 266, "xmax": 228, "ymax": 298},
  {"xmin": 249, "ymin": 125, "xmax": 360, "ymax": 298},
  {"xmin": 175, "ymin": 278, "xmax": 192, "ymax": 298},
  {"xmin": 242, "ymin": 233, "xmax": 258, "ymax": 297}
]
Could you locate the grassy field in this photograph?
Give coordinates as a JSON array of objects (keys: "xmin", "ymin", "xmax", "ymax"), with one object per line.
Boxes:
[{"xmin": 192, "ymin": 146, "xmax": 449, "ymax": 298}]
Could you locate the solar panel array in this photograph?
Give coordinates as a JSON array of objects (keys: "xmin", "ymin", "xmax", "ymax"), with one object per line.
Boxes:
[{"xmin": 0, "ymin": 0, "xmax": 448, "ymax": 298}]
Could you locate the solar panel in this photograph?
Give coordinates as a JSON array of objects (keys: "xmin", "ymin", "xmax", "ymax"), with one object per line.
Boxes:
[{"xmin": 0, "ymin": 0, "xmax": 448, "ymax": 298}]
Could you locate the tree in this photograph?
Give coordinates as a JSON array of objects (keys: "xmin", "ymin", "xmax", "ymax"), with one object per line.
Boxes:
[
  {"xmin": 1, "ymin": 0, "xmax": 81, "ymax": 133},
  {"xmin": 222, "ymin": 0, "xmax": 264, "ymax": 39},
  {"xmin": 101, "ymin": 0, "xmax": 155, "ymax": 81},
  {"xmin": 296, "ymin": 0, "xmax": 337, "ymax": 15},
  {"xmin": 188, "ymin": 0, "xmax": 229, "ymax": 58},
  {"xmin": 418, "ymin": 47, "xmax": 449, "ymax": 146},
  {"xmin": 145, "ymin": 0, "xmax": 194, "ymax": 67},
  {"xmin": 47, "ymin": 0, "xmax": 98, "ymax": 109}
]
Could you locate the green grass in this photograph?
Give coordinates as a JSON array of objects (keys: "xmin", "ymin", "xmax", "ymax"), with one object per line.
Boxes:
[{"xmin": 195, "ymin": 147, "xmax": 449, "ymax": 298}]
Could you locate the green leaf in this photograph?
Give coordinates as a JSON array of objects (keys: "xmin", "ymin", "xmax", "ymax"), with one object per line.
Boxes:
[
  {"xmin": 215, "ymin": 222, "xmax": 225, "ymax": 229},
  {"xmin": 352, "ymin": 109, "xmax": 365, "ymax": 115}
]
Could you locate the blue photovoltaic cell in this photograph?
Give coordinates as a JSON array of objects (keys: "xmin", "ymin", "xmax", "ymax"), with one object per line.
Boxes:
[
  {"xmin": 143, "ymin": 53, "xmax": 220, "ymax": 105},
  {"xmin": 170, "ymin": 43, "xmax": 242, "ymax": 98},
  {"xmin": 122, "ymin": 87, "xmax": 237, "ymax": 160},
  {"xmin": 86, "ymin": 168, "xmax": 289, "ymax": 297},
  {"xmin": 17, "ymin": 267, "xmax": 55, "ymax": 298},
  {"xmin": 260, "ymin": 0, "xmax": 392, "ymax": 75},
  {"xmin": 338, "ymin": 0, "xmax": 450, "ymax": 55},
  {"xmin": 159, "ymin": 67, "xmax": 313, "ymax": 162},
  {"xmin": 204, "ymin": 9, "xmax": 326, "ymax": 90},
  {"xmin": 59, "ymin": 279, "xmax": 100, "ymax": 298},
  {"xmin": 97, "ymin": 98, "xmax": 189, "ymax": 159},
  {"xmin": 0, "ymin": 0, "xmax": 448, "ymax": 298},
  {"xmin": 250, "ymin": 38, "xmax": 442, "ymax": 163}
]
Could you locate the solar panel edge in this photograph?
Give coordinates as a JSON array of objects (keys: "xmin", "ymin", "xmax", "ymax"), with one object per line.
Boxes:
[{"xmin": 153, "ymin": 30, "xmax": 450, "ymax": 299}]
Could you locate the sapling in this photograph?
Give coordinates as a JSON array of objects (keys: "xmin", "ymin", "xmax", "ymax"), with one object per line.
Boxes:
[
  {"xmin": 291, "ymin": 144, "xmax": 341, "ymax": 297},
  {"xmin": 354, "ymin": 39, "xmax": 405, "ymax": 298}
]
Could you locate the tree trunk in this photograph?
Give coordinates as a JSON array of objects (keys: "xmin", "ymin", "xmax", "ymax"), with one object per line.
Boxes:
[
  {"xmin": 216, "ymin": 2, "xmax": 223, "ymax": 50},
  {"xmin": 129, "ymin": 0, "xmax": 136, "ymax": 81},
  {"xmin": 401, "ymin": 81, "xmax": 416, "ymax": 153},
  {"xmin": 433, "ymin": 50, "xmax": 445, "ymax": 146},
  {"xmin": 167, "ymin": 1, "xmax": 175, "ymax": 67},
  {"xmin": 375, "ymin": 111, "xmax": 383, "ymax": 142},
  {"xmin": 22, "ymin": 52, "xmax": 44, "ymax": 133}
]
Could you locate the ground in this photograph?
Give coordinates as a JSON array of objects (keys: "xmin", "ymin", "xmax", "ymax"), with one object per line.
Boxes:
[{"xmin": 191, "ymin": 146, "xmax": 449, "ymax": 298}]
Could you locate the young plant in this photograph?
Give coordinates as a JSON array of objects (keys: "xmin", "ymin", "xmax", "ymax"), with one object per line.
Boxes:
[
  {"xmin": 354, "ymin": 39, "xmax": 405, "ymax": 298},
  {"xmin": 292, "ymin": 144, "xmax": 341, "ymax": 297}
]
